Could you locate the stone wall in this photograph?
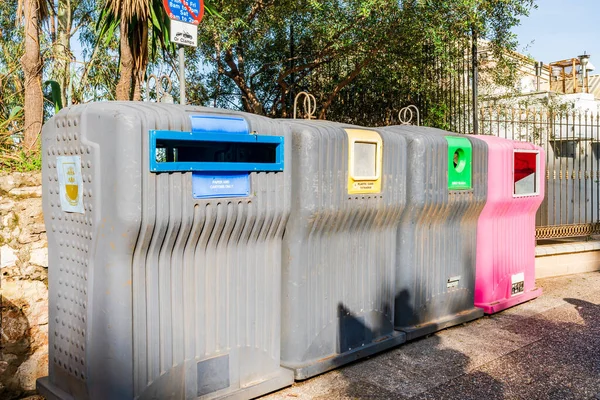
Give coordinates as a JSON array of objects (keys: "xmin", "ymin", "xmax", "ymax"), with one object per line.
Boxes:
[{"xmin": 0, "ymin": 172, "xmax": 48, "ymax": 399}]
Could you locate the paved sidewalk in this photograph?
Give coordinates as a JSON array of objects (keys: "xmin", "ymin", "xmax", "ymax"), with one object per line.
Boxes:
[{"xmin": 264, "ymin": 272, "xmax": 600, "ymax": 400}]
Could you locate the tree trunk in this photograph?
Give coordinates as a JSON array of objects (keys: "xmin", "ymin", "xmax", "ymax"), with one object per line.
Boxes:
[
  {"xmin": 21, "ymin": 0, "xmax": 44, "ymax": 153},
  {"xmin": 132, "ymin": 74, "xmax": 142, "ymax": 101},
  {"xmin": 132, "ymin": 24, "xmax": 149, "ymax": 102},
  {"xmin": 223, "ymin": 47, "xmax": 265, "ymax": 114},
  {"xmin": 116, "ymin": 18, "xmax": 134, "ymax": 100},
  {"xmin": 49, "ymin": 6, "xmax": 56, "ymax": 43},
  {"xmin": 56, "ymin": 0, "xmax": 72, "ymax": 107}
]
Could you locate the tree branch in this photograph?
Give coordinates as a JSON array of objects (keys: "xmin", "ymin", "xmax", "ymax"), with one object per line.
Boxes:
[
  {"xmin": 246, "ymin": 0, "xmax": 275, "ymax": 25},
  {"xmin": 319, "ymin": 47, "xmax": 381, "ymax": 119}
]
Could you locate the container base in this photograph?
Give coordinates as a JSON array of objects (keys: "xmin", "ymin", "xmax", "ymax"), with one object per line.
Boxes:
[
  {"xmin": 475, "ymin": 287, "xmax": 543, "ymax": 315},
  {"xmin": 37, "ymin": 377, "xmax": 74, "ymax": 400},
  {"xmin": 285, "ymin": 331, "xmax": 407, "ymax": 381},
  {"xmin": 396, "ymin": 307, "xmax": 484, "ymax": 341},
  {"xmin": 216, "ymin": 368, "xmax": 294, "ymax": 400},
  {"xmin": 37, "ymin": 368, "xmax": 294, "ymax": 400}
]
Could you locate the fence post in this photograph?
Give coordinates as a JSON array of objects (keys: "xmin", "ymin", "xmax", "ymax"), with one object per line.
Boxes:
[{"xmin": 471, "ymin": 27, "xmax": 479, "ymax": 135}]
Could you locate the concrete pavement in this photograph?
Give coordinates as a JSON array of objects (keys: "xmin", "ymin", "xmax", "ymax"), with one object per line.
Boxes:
[{"xmin": 264, "ymin": 271, "xmax": 600, "ymax": 400}]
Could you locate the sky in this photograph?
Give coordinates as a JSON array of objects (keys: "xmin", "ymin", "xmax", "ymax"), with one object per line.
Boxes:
[{"xmin": 512, "ymin": 0, "xmax": 600, "ymax": 68}]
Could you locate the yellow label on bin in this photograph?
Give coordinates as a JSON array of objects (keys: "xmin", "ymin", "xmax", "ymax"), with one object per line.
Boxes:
[
  {"xmin": 345, "ymin": 129, "xmax": 383, "ymax": 194},
  {"xmin": 57, "ymin": 156, "xmax": 85, "ymax": 214}
]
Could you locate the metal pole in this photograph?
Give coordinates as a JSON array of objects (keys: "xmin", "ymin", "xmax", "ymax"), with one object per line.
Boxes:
[
  {"xmin": 289, "ymin": 23, "xmax": 295, "ymax": 115},
  {"xmin": 471, "ymin": 27, "xmax": 479, "ymax": 135},
  {"xmin": 179, "ymin": 45, "xmax": 186, "ymax": 105},
  {"xmin": 535, "ymin": 62, "xmax": 541, "ymax": 91}
]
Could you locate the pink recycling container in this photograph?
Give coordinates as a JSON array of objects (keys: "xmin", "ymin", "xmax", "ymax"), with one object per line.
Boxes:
[{"xmin": 474, "ymin": 136, "xmax": 545, "ymax": 314}]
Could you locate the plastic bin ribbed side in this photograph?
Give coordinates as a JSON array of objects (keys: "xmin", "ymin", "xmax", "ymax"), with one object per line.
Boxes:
[
  {"xmin": 383, "ymin": 125, "xmax": 487, "ymax": 340},
  {"xmin": 280, "ymin": 120, "xmax": 406, "ymax": 380},
  {"xmin": 473, "ymin": 135, "xmax": 545, "ymax": 314},
  {"xmin": 38, "ymin": 102, "xmax": 293, "ymax": 400}
]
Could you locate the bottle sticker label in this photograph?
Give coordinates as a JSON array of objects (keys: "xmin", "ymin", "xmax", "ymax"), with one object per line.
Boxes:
[{"xmin": 57, "ymin": 156, "xmax": 85, "ymax": 214}]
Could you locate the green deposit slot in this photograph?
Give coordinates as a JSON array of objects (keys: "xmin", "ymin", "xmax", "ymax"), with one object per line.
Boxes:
[{"xmin": 446, "ymin": 136, "xmax": 473, "ymax": 190}]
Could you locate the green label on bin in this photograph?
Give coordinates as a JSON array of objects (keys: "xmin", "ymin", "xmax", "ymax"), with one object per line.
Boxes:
[{"xmin": 446, "ymin": 136, "xmax": 472, "ymax": 190}]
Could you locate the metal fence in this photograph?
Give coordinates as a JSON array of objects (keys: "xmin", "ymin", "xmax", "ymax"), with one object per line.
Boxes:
[
  {"xmin": 291, "ymin": 40, "xmax": 477, "ymax": 129},
  {"xmin": 277, "ymin": 27, "xmax": 600, "ymax": 240},
  {"xmin": 479, "ymin": 107, "xmax": 600, "ymax": 239}
]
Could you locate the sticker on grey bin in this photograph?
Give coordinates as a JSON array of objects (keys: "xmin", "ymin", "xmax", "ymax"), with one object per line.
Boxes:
[
  {"xmin": 57, "ymin": 156, "xmax": 85, "ymax": 214},
  {"xmin": 447, "ymin": 275, "xmax": 461, "ymax": 289}
]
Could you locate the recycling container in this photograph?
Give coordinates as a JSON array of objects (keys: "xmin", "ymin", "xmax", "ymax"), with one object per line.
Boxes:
[
  {"xmin": 280, "ymin": 120, "xmax": 407, "ymax": 379},
  {"xmin": 383, "ymin": 126, "xmax": 487, "ymax": 340},
  {"xmin": 37, "ymin": 102, "xmax": 293, "ymax": 400},
  {"xmin": 473, "ymin": 135, "xmax": 544, "ymax": 313}
]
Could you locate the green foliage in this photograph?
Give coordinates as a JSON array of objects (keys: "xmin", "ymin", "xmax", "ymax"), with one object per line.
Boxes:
[
  {"xmin": 95, "ymin": 0, "xmax": 220, "ymax": 97},
  {"xmin": 75, "ymin": 1, "xmax": 121, "ymax": 101},
  {"xmin": 0, "ymin": 0, "xmax": 28, "ymax": 170},
  {"xmin": 0, "ymin": 106, "xmax": 24, "ymax": 168},
  {"xmin": 0, "ymin": 148, "xmax": 42, "ymax": 172},
  {"xmin": 44, "ymin": 81, "xmax": 64, "ymax": 113},
  {"xmin": 424, "ymin": 104, "xmax": 451, "ymax": 131},
  {"xmin": 0, "ymin": 0, "xmax": 536, "ymax": 171},
  {"xmin": 0, "ymin": 2, "xmax": 24, "ymax": 119},
  {"xmin": 194, "ymin": 0, "xmax": 535, "ymax": 125}
]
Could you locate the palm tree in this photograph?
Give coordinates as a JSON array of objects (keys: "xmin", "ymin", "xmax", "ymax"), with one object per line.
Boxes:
[
  {"xmin": 18, "ymin": 0, "xmax": 49, "ymax": 152},
  {"xmin": 100, "ymin": 0, "xmax": 154, "ymax": 100},
  {"xmin": 99, "ymin": 0, "xmax": 218, "ymax": 101}
]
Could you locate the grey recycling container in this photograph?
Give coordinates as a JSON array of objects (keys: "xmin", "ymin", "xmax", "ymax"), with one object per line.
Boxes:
[
  {"xmin": 280, "ymin": 120, "xmax": 407, "ymax": 379},
  {"xmin": 37, "ymin": 102, "xmax": 293, "ymax": 400},
  {"xmin": 383, "ymin": 125, "xmax": 487, "ymax": 341}
]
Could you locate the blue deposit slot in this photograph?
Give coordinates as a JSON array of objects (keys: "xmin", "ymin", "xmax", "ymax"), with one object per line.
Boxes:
[
  {"xmin": 149, "ymin": 130, "xmax": 284, "ymax": 173},
  {"xmin": 150, "ymin": 115, "xmax": 284, "ymax": 199}
]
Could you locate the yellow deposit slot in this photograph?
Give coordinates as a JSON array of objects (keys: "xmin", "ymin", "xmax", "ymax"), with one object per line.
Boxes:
[{"xmin": 345, "ymin": 128, "xmax": 383, "ymax": 194}]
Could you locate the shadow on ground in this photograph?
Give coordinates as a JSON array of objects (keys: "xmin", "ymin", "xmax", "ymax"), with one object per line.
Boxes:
[
  {"xmin": 266, "ymin": 272, "xmax": 600, "ymax": 399},
  {"xmin": 321, "ymin": 289, "xmax": 504, "ymax": 400},
  {"xmin": 268, "ymin": 287, "xmax": 504, "ymax": 400}
]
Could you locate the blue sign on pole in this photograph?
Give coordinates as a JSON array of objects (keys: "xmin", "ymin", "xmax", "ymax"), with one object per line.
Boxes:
[{"xmin": 163, "ymin": 0, "xmax": 205, "ymax": 25}]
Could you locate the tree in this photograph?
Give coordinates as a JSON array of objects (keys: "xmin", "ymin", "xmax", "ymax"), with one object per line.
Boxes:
[
  {"xmin": 73, "ymin": 0, "xmax": 121, "ymax": 103},
  {"xmin": 197, "ymin": 0, "xmax": 535, "ymax": 125},
  {"xmin": 197, "ymin": 0, "xmax": 402, "ymax": 116},
  {"xmin": 0, "ymin": 0, "xmax": 25, "ymax": 166},
  {"xmin": 47, "ymin": 0, "xmax": 96, "ymax": 107},
  {"xmin": 1, "ymin": 0, "xmax": 536, "ymax": 167},
  {"xmin": 98, "ymin": 0, "xmax": 179, "ymax": 101},
  {"xmin": 100, "ymin": 0, "xmax": 147, "ymax": 100},
  {"xmin": 18, "ymin": 0, "xmax": 48, "ymax": 152}
]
